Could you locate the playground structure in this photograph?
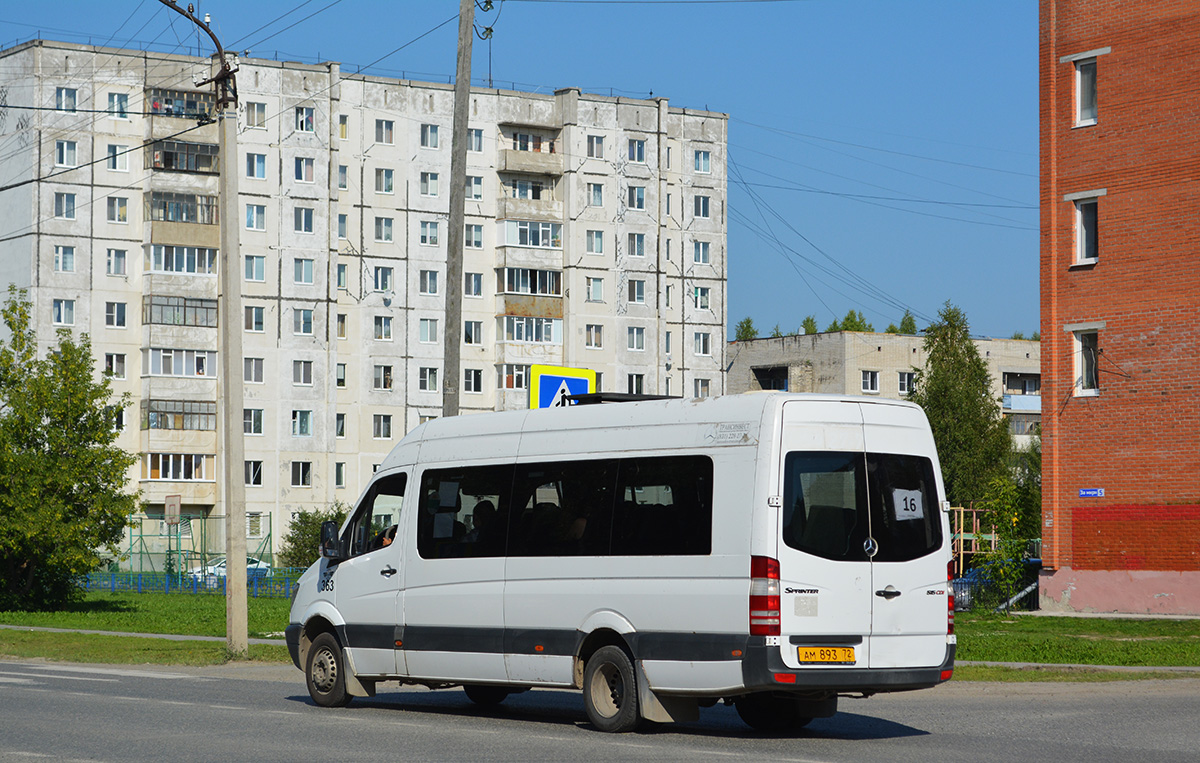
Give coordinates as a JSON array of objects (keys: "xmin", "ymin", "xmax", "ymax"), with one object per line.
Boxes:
[{"xmin": 110, "ymin": 513, "xmax": 275, "ymax": 576}]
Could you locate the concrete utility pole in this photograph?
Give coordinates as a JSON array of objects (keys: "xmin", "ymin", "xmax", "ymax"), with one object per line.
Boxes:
[
  {"xmin": 156, "ymin": 0, "xmax": 247, "ymax": 656},
  {"xmin": 442, "ymin": 0, "xmax": 476, "ymax": 417}
]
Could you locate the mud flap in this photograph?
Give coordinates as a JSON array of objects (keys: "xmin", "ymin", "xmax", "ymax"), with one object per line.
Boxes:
[
  {"xmin": 340, "ymin": 649, "xmax": 377, "ymax": 698},
  {"xmin": 636, "ymin": 662, "xmax": 699, "ymax": 723}
]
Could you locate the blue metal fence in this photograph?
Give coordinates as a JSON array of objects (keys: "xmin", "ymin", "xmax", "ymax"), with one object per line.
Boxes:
[{"xmin": 81, "ymin": 569, "xmax": 307, "ymax": 598}]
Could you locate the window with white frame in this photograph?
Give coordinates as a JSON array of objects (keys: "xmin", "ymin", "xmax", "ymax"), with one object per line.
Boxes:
[
  {"xmin": 338, "ymin": 114, "xmax": 348, "ymax": 139},
  {"xmin": 694, "ymin": 378, "xmax": 711, "ymax": 398},
  {"xmin": 246, "ymin": 153, "xmax": 266, "ymax": 178},
  {"xmin": 628, "ymin": 138, "xmax": 646, "ymax": 163},
  {"xmin": 292, "ymin": 409, "xmax": 313, "ymax": 436},
  {"xmin": 54, "ymin": 193, "xmax": 75, "ymax": 219},
  {"xmin": 502, "ymin": 267, "xmax": 561, "ymax": 296},
  {"xmin": 142, "ymin": 348, "xmax": 216, "ymax": 377},
  {"xmin": 105, "ymin": 302, "xmax": 126, "ymax": 328},
  {"xmin": 420, "ymin": 221, "xmax": 439, "ymax": 245},
  {"xmin": 54, "ymin": 245, "xmax": 75, "ymax": 272},
  {"xmin": 107, "ymin": 92, "xmax": 128, "ymax": 118},
  {"xmin": 665, "ymin": 331, "xmax": 672, "ymax": 355},
  {"xmin": 586, "ymin": 277, "xmax": 603, "ymax": 302},
  {"xmin": 1075, "ymin": 197, "xmax": 1099, "ymax": 264},
  {"xmin": 694, "ymin": 195, "xmax": 710, "ymax": 219},
  {"xmin": 418, "ymin": 367, "xmax": 439, "ymax": 392},
  {"xmin": 375, "ymin": 168, "xmax": 394, "ymax": 194},
  {"xmin": 373, "ymin": 414, "xmax": 392, "ymax": 439},
  {"xmin": 143, "ymin": 454, "xmax": 214, "ymax": 481},
  {"xmin": 56, "ymin": 87, "xmax": 76, "ymax": 112},
  {"xmin": 338, "ymin": 165, "xmax": 347, "ymax": 190},
  {"xmin": 338, "ymin": 214, "xmax": 347, "ymax": 239},
  {"xmin": 420, "ymin": 171, "xmax": 439, "ymax": 197},
  {"xmin": 374, "ymin": 217, "xmax": 394, "ymax": 242},
  {"xmin": 419, "ymin": 270, "xmax": 439, "ymax": 295},
  {"xmin": 628, "ymin": 279, "xmax": 645, "ymax": 304},
  {"xmin": 464, "ymin": 368, "xmax": 483, "ymax": 393},
  {"xmin": 694, "ymin": 149, "xmax": 711, "ymax": 174},
  {"xmin": 55, "ymin": 140, "xmax": 77, "ymax": 167},
  {"xmin": 1075, "ymin": 330, "xmax": 1100, "ymax": 395},
  {"xmin": 694, "ymin": 286, "xmax": 711, "ymax": 310},
  {"xmin": 465, "ymin": 223, "xmax": 483, "ymax": 248},
  {"xmin": 588, "ymin": 183, "xmax": 603, "ymax": 207},
  {"xmin": 507, "ymin": 220, "xmax": 562, "ymax": 248},
  {"xmin": 375, "ymin": 119, "xmax": 394, "ymax": 145},
  {"xmin": 498, "ymin": 364, "xmax": 530, "ymax": 390},
  {"xmin": 468, "ymin": 128, "xmax": 483, "ymax": 152},
  {"xmin": 898, "ymin": 371, "xmax": 916, "ymax": 395},
  {"xmin": 293, "ymin": 360, "xmax": 313, "ymax": 386},
  {"xmin": 294, "ymin": 207, "xmax": 314, "ymax": 233},
  {"xmin": 374, "ymin": 315, "xmax": 392, "ymax": 340},
  {"xmin": 294, "ymin": 308, "xmax": 313, "ymax": 335},
  {"xmin": 586, "ymin": 324, "xmax": 603, "ymax": 349},
  {"xmin": 627, "ymin": 374, "xmax": 644, "ymax": 394},
  {"xmin": 374, "ymin": 266, "xmax": 393, "ymax": 292},
  {"xmin": 245, "ymin": 463, "xmax": 263, "ymax": 486},
  {"xmin": 294, "ymin": 157, "xmax": 314, "ymax": 183},
  {"xmin": 336, "ymin": 264, "xmax": 347, "ymax": 290},
  {"xmin": 335, "ymin": 462, "xmax": 346, "ymax": 488},
  {"xmin": 587, "ymin": 135, "xmax": 604, "ymax": 158},
  {"xmin": 245, "ymin": 255, "xmax": 265, "ymax": 282},
  {"xmin": 627, "ymin": 232, "xmax": 645, "ymax": 257},
  {"xmin": 104, "ymin": 353, "xmax": 126, "ymax": 379},
  {"xmin": 628, "ymin": 185, "xmax": 645, "ymax": 210},
  {"xmin": 244, "ymin": 357, "xmax": 264, "ymax": 383},
  {"xmin": 243, "ymin": 408, "xmax": 264, "ymax": 435},
  {"xmin": 336, "ymin": 313, "xmax": 346, "ymax": 339},
  {"xmin": 293, "ymin": 257, "xmax": 314, "ymax": 284},
  {"xmin": 335, "ymin": 413, "xmax": 346, "ymax": 437},
  {"xmin": 295, "ymin": 106, "xmax": 315, "ymax": 132},
  {"xmin": 501, "ymin": 316, "xmax": 560, "ymax": 345},
  {"xmin": 694, "ymin": 331, "xmax": 711, "ymax": 356},
  {"xmin": 464, "ymin": 320, "xmax": 483, "ymax": 345},
  {"xmin": 1075, "ymin": 58, "xmax": 1097, "ymax": 126},
  {"xmin": 861, "ymin": 370, "xmax": 880, "ymax": 393},
  {"xmin": 586, "ymin": 230, "xmax": 603, "ymax": 254},
  {"xmin": 146, "ymin": 246, "xmax": 218, "ymax": 275},
  {"xmin": 106, "ymin": 197, "xmax": 128, "ymax": 223},
  {"xmin": 467, "ymin": 175, "xmax": 483, "ymax": 199},
  {"xmin": 291, "ymin": 461, "xmax": 312, "ymax": 487},
  {"xmin": 52, "ymin": 299, "xmax": 74, "ymax": 326},
  {"xmin": 246, "ymin": 204, "xmax": 266, "ymax": 230},
  {"xmin": 510, "ymin": 179, "xmax": 544, "ymax": 199},
  {"xmin": 244, "ymin": 306, "xmax": 264, "ymax": 332},
  {"xmin": 419, "ymin": 318, "xmax": 438, "ymax": 343},
  {"xmin": 627, "ymin": 326, "xmax": 645, "ymax": 351},
  {"xmin": 693, "ymin": 240, "xmax": 711, "ymax": 264},
  {"xmin": 465, "ymin": 272, "xmax": 483, "ymax": 297},
  {"xmin": 420, "ymin": 123, "xmax": 439, "ymax": 148},
  {"xmin": 246, "ymin": 102, "xmax": 266, "ymax": 128},
  {"xmin": 373, "ymin": 364, "xmax": 393, "ymax": 390},
  {"xmin": 106, "ymin": 144, "xmax": 128, "ymax": 171},
  {"xmin": 107, "ymin": 248, "xmax": 127, "ymax": 276}
]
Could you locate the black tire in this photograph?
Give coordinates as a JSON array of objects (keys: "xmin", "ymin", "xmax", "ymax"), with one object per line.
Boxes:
[
  {"xmin": 583, "ymin": 645, "xmax": 641, "ymax": 733},
  {"xmin": 464, "ymin": 684, "xmax": 511, "ymax": 706},
  {"xmin": 306, "ymin": 632, "xmax": 352, "ymax": 708},
  {"xmin": 735, "ymin": 693, "xmax": 811, "ymax": 732}
]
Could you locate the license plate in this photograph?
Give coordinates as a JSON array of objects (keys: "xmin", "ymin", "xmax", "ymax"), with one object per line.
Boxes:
[{"xmin": 797, "ymin": 646, "xmax": 855, "ymax": 664}]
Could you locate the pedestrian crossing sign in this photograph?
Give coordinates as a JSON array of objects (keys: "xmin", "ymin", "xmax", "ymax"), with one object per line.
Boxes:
[{"xmin": 529, "ymin": 364, "xmax": 597, "ymax": 409}]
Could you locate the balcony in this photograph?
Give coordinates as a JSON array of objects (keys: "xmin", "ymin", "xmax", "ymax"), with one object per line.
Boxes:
[
  {"xmin": 500, "ymin": 149, "xmax": 563, "ymax": 176},
  {"xmin": 1003, "ymin": 394, "xmax": 1042, "ymax": 413},
  {"xmin": 498, "ymin": 196, "xmax": 562, "ymax": 221}
]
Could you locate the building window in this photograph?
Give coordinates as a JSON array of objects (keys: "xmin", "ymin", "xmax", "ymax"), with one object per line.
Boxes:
[
  {"xmin": 628, "ymin": 326, "xmax": 645, "ymax": 351},
  {"xmin": 293, "ymin": 360, "xmax": 314, "ymax": 386},
  {"xmin": 245, "ymin": 461, "xmax": 263, "ymax": 487},
  {"xmin": 336, "ymin": 363, "xmax": 346, "ymax": 388},
  {"xmin": 586, "ymin": 324, "xmax": 603, "ymax": 349},
  {"xmin": 374, "ymin": 217, "xmax": 394, "ymax": 242},
  {"xmin": 510, "ymin": 179, "xmax": 544, "ymax": 200},
  {"xmin": 372, "ymin": 414, "xmax": 392, "ymax": 439},
  {"xmin": 338, "ymin": 114, "xmax": 348, "ymax": 139},
  {"xmin": 291, "ymin": 461, "xmax": 312, "ymax": 487},
  {"xmin": 106, "ymin": 144, "xmax": 128, "ymax": 171},
  {"xmin": 420, "ymin": 171, "xmax": 439, "ymax": 197},
  {"xmin": 898, "ymin": 371, "xmax": 916, "ymax": 395},
  {"xmin": 420, "ymin": 221, "xmax": 439, "ymax": 246},
  {"xmin": 295, "ymin": 106, "xmax": 315, "ymax": 132},
  {"xmin": 244, "ymin": 357, "xmax": 264, "ymax": 383},
  {"xmin": 502, "ymin": 267, "xmax": 562, "ymax": 297},
  {"xmin": 465, "ymin": 320, "xmax": 483, "ymax": 345},
  {"xmin": 693, "ymin": 241, "xmax": 711, "ymax": 264},
  {"xmin": 54, "ymin": 245, "xmax": 75, "ymax": 272},
  {"xmin": 56, "ymin": 87, "xmax": 76, "ymax": 112},
  {"xmin": 627, "ymin": 232, "xmax": 645, "ymax": 257},
  {"xmin": 694, "ymin": 332, "xmax": 711, "ymax": 356},
  {"xmin": 373, "ymin": 266, "xmax": 393, "ymax": 292},
  {"xmin": 419, "ymin": 270, "xmax": 438, "ymax": 295},
  {"xmin": 52, "ymin": 299, "xmax": 74, "ymax": 326},
  {"xmin": 465, "ymin": 272, "xmax": 483, "ymax": 297},
  {"xmin": 628, "ymin": 138, "xmax": 646, "ymax": 163},
  {"xmin": 53, "ymin": 193, "xmax": 75, "ymax": 219},
  {"xmin": 293, "ymin": 258, "xmax": 314, "ymax": 284},
  {"xmin": 468, "ymin": 128, "xmax": 483, "ymax": 152},
  {"xmin": 374, "ymin": 316, "xmax": 393, "ymax": 340},
  {"xmin": 861, "ymin": 370, "xmax": 880, "ymax": 393},
  {"xmin": 627, "ymin": 374, "xmax": 644, "ymax": 395},
  {"xmin": 507, "ymin": 220, "xmax": 562, "ymax": 248},
  {"xmin": 243, "ymin": 408, "xmax": 264, "ymax": 435},
  {"xmin": 294, "ymin": 157, "xmax": 314, "ymax": 183},
  {"xmin": 105, "ymin": 302, "xmax": 126, "ymax": 328},
  {"xmin": 628, "ymin": 279, "xmax": 645, "ymax": 304},
  {"xmin": 148, "ymin": 191, "xmax": 217, "ymax": 224},
  {"xmin": 373, "ymin": 364, "xmax": 393, "ymax": 390},
  {"xmin": 106, "ymin": 248, "xmax": 127, "ymax": 276},
  {"xmin": 588, "ymin": 183, "xmax": 603, "ymax": 207},
  {"xmin": 1075, "ymin": 198, "xmax": 1099, "ymax": 264},
  {"xmin": 244, "ymin": 306, "xmax": 264, "ymax": 332},
  {"xmin": 467, "ymin": 175, "xmax": 483, "ymax": 200},
  {"xmin": 294, "ymin": 207, "xmax": 314, "ymax": 233},
  {"xmin": 694, "ymin": 195, "xmax": 710, "ymax": 219},
  {"xmin": 694, "ymin": 378, "xmax": 711, "ymax": 398},
  {"xmin": 292, "ymin": 410, "xmax": 313, "ymax": 437},
  {"xmin": 375, "ymin": 168, "xmax": 394, "ymax": 194},
  {"xmin": 1076, "ymin": 58, "xmax": 1097, "ymax": 126},
  {"xmin": 337, "ymin": 165, "xmax": 348, "ymax": 190},
  {"xmin": 142, "ymin": 349, "xmax": 216, "ymax": 378},
  {"xmin": 498, "ymin": 364, "xmax": 530, "ymax": 390},
  {"xmin": 628, "ymin": 185, "xmax": 645, "ymax": 210},
  {"xmin": 335, "ymin": 462, "xmax": 347, "ymax": 488},
  {"xmin": 465, "ymin": 223, "xmax": 483, "ymax": 248},
  {"xmin": 294, "ymin": 308, "xmax": 314, "ymax": 335},
  {"xmin": 586, "ymin": 277, "xmax": 604, "ymax": 302},
  {"xmin": 143, "ymin": 454, "xmax": 214, "ymax": 481},
  {"xmin": 246, "ymin": 102, "xmax": 266, "ymax": 128},
  {"xmin": 335, "ymin": 413, "xmax": 346, "ymax": 438},
  {"xmin": 418, "ymin": 367, "xmax": 439, "ymax": 392},
  {"xmin": 694, "ymin": 149, "xmax": 711, "ymax": 174},
  {"xmin": 245, "ymin": 255, "xmax": 265, "ymax": 282},
  {"xmin": 420, "ymin": 123, "xmax": 439, "ymax": 148},
  {"xmin": 146, "ymin": 245, "xmax": 218, "ymax": 275},
  {"xmin": 338, "ymin": 214, "xmax": 348, "ymax": 240},
  {"xmin": 143, "ymin": 296, "xmax": 217, "ymax": 328},
  {"xmin": 246, "ymin": 204, "xmax": 266, "ymax": 230},
  {"xmin": 586, "ymin": 230, "xmax": 603, "ymax": 254},
  {"xmin": 419, "ymin": 318, "xmax": 438, "ymax": 343},
  {"xmin": 503, "ymin": 316, "xmax": 562, "ymax": 344},
  {"xmin": 104, "ymin": 353, "xmax": 126, "ymax": 379},
  {"xmin": 375, "ymin": 119, "xmax": 394, "ymax": 145},
  {"xmin": 107, "ymin": 92, "xmax": 128, "ymax": 118},
  {"xmin": 1075, "ymin": 330, "xmax": 1100, "ymax": 395},
  {"xmin": 464, "ymin": 368, "xmax": 483, "ymax": 393},
  {"xmin": 694, "ymin": 286, "xmax": 711, "ymax": 310},
  {"xmin": 665, "ymin": 331, "xmax": 672, "ymax": 355},
  {"xmin": 587, "ymin": 135, "xmax": 604, "ymax": 158},
  {"xmin": 336, "ymin": 313, "xmax": 347, "ymax": 339}
]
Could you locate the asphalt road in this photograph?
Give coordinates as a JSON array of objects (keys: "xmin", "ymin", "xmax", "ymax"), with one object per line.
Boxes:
[{"xmin": 2, "ymin": 659, "xmax": 1199, "ymax": 762}]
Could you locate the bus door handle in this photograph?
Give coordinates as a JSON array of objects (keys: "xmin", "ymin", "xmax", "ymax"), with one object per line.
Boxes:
[
  {"xmin": 380, "ymin": 566, "xmax": 397, "ymax": 578},
  {"xmin": 875, "ymin": 586, "xmax": 901, "ymax": 600}
]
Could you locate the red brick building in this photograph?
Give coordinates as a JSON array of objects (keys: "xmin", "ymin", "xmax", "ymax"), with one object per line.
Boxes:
[{"xmin": 1040, "ymin": 1, "xmax": 1200, "ymax": 613}]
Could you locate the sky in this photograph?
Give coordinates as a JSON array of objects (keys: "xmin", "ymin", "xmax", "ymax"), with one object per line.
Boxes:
[{"xmin": 0, "ymin": 0, "xmax": 1040, "ymax": 339}]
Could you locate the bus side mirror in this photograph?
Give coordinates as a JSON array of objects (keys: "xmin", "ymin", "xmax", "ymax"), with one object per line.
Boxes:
[{"xmin": 320, "ymin": 521, "xmax": 344, "ymax": 561}]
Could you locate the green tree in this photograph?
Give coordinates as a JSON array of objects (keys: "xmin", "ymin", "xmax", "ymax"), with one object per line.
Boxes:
[
  {"xmin": 0, "ymin": 287, "xmax": 138, "ymax": 610},
  {"xmin": 1030, "ymin": 331, "xmax": 1041, "ymax": 341},
  {"xmin": 907, "ymin": 301, "xmax": 1011, "ymax": 506},
  {"xmin": 276, "ymin": 502, "xmax": 350, "ymax": 569},
  {"xmin": 828, "ymin": 309, "xmax": 873, "ymax": 333},
  {"xmin": 898, "ymin": 310, "xmax": 918, "ymax": 335},
  {"xmin": 1011, "ymin": 331, "xmax": 1026, "ymax": 340},
  {"xmin": 801, "ymin": 315, "xmax": 818, "ymax": 335},
  {"xmin": 770, "ymin": 324, "xmax": 783, "ymax": 338},
  {"xmin": 885, "ymin": 323, "xmax": 900, "ymax": 334},
  {"xmin": 733, "ymin": 316, "xmax": 758, "ymax": 341},
  {"xmin": 976, "ymin": 475, "xmax": 1030, "ymax": 614},
  {"xmin": 825, "ymin": 317, "xmax": 841, "ymax": 332},
  {"xmin": 1011, "ymin": 429, "xmax": 1042, "ymax": 541}
]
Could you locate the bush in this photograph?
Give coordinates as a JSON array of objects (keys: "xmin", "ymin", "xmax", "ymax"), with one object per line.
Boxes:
[{"xmin": 276, "ymin": 502, "xmax": 349, "ymax": 569}]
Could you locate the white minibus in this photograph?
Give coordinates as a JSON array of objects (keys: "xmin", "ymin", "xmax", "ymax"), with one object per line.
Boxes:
[{"xmin": 286, "ymin": 393, "xmax": 955, "ymax": 732}]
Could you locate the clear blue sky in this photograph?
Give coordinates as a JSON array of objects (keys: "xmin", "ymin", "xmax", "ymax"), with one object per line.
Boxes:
[{"xmin": 1, "ymin": 0, "xmax": 1039, "ymax": 338}]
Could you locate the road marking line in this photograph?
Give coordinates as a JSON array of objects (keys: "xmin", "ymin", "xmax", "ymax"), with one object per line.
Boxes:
[
  {"xmin": 0, "ymin": 671, "xmax": 117, "ymax": 683},
  {"xmin": 207, "ymin": 705, "xmax": 248, "ymax": 711},
  {"xmin": 0, "ymin": 676, "xmax": 37, "ymax": 684},
  {"xmin": 3, "ymin": 662, "xmax": 195, "ymax": 680}
]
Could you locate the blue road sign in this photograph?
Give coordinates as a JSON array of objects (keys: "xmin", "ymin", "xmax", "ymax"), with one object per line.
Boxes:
[
  {"xmin": 529, "ymin": 365, "xmax": 596, "ymax": 409},
  {"xmin": 1078, "ymin": 488, "xmax": 1105, "ymax": 498}
]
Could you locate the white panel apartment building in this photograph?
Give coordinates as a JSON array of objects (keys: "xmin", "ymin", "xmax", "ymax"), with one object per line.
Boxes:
[{"xmin": 0, "ymin": 40, "xmax": 727, "ymax": 557}]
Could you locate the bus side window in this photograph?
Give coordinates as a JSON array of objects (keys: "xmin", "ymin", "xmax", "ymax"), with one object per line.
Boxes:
[{"xmin": 344, "ymin": 472, "xmax": 407, "ymax": 557}]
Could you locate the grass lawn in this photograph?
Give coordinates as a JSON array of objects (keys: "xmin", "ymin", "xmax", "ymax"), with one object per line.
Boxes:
[
  {"xmin": 0, "ymin": 629, "xmax": 289, "ymax": 665},
  {"xmin": 0, "ymin": 592, "xmax": 291, "ymax": 639}
]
